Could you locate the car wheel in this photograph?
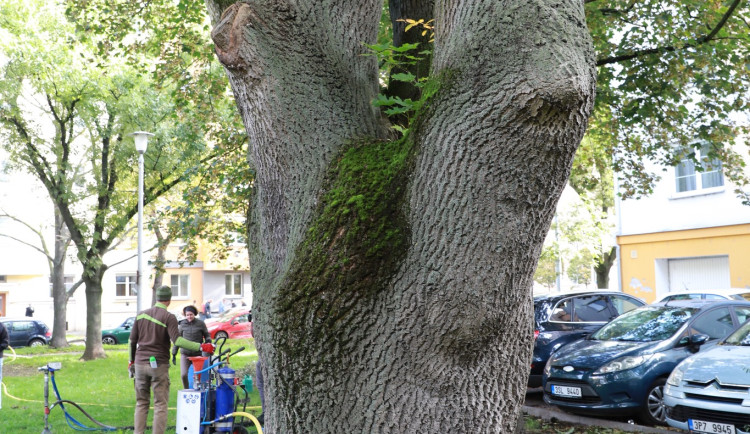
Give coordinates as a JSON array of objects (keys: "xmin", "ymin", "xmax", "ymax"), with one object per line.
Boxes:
[
  {"xmin": 638, "ymin": 377, "xmax": 667, "ymax": 426},
  {"xmin": 102, "ymin": 336, "xmax": 118, "ymax": 345},
  {"xmin": 215, "ymin": 331, "xmax": 229, "ymax": 340},
  {"xmin": 29, "ymin": 338, "xmax": 46, "ymax": 347}
]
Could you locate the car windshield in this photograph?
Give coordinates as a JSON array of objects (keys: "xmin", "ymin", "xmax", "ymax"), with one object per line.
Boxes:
[
  {"xmin": 591, "ymin": 306, "xmax": 697, "ymax": 342},
  {"xmin": 721, "ymin": 320, "xmax": 750, "ymax": 346}
]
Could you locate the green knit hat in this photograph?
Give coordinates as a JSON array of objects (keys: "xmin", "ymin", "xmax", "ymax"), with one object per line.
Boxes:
[{"xmin": 155, "ymin": 285, "xmax": 172, "ymax": 301}]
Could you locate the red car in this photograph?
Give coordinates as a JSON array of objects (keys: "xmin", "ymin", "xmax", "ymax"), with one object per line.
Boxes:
[{"xmin": 206, "ymin": 309, "xmax": 252, "ymax": 340}]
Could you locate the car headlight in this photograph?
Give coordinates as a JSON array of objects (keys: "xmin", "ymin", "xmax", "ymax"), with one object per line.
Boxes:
[
  {"xmin": 667, "ymin": 365, "xmax": 684, "ymax": 386},
  {"xmin": 544, "ymin": 356, "xmax": 554, "ymax": 377},
  {"xmin": 593, "ymin": 355, "xmax": 650, "ymax": 375}
]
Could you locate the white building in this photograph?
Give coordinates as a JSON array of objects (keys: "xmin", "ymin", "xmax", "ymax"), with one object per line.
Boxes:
[{"xmin": 616, "ymin": 138, "xmax": 750, "ymax": 302}]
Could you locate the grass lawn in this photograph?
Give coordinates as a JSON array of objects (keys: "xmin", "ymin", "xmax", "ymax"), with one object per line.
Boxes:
[{"xmin": 1, "ymin": 339, "xmax": 261, "ymax": 433}]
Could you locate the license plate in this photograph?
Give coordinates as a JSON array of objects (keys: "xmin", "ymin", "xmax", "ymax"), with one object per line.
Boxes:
[
  {"xmin": 550, "ymin": 385, "xmax": 582, "ymax": 398},
  {"xmin": 689, "ymin": 419, "xmax": 735, "ymax": 434}
]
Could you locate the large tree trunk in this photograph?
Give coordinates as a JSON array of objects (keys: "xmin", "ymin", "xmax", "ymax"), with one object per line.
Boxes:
[{"xmin": 207, "ymin": 1, "xmax": 595, "ymax": 432}]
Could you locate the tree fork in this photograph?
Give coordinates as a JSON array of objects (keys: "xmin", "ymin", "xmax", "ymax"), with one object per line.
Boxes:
[{"xmin": 207, "ymin": 0, "xmax": 595, "ymax": 431}]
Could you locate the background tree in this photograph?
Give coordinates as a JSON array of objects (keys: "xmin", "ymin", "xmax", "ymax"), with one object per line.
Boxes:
[
  {"xmin": 65, "ymin": 0, "xmax": 252, "ymax": 287},
  {"xmin": 569, "ymin": 133, "xmax": 618, "ymax": 288},
  {"xmin": 586, "ymin": 0, "xmax": 750, "ymax": 202},
  {"xmin": 0, "ymin": 0, "xmax": 209, "ymax": 359},
  {"xmin": 568, "ymin": 248, "xmax": 595, "ymax": 287},
  {"xmin": 0, "ymin": 206, "xmax": 83, "ymax": 347},
  {"xmin": 534, "ymin": 247, "xmax": 560, "ymax": 291}
]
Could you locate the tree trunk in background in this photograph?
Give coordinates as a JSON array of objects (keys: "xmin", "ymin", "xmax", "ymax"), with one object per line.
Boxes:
[
  {"xmin": 595, "ymin": 246, "xmax": 617, "ymax": 289},
  {"xmin": 50, "ymin": 207, "xmax": 70, "ymax": 347},
  {"xmin": 385, "ymin": 0, "xmax": 434, "ymax": 119},
  {"xmin": 150, "ymin": 225, "xmax": 168, "ymax": 307},
  {"xmin": 81, "ymin": 263, "xmax": 106, "ymax": 360},
  {"xmin": 206, "ymin": 0, "xmax": 595, "ymax": 432}
]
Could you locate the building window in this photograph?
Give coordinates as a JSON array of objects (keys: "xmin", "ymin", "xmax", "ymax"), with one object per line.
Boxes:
[
  {"xmin": 170, "ymin": 274, "xmax": 189, "ymax": 298},
  {"xmin": 225, "ymin": 273, "xmax": 243, "ymax": 296},
  {"xmin": 116, "ymin": 274, "xmax": 137, "ymax": 297},
  {"xmin": 675, "ymin": 143, "xmax": 724, "ymax": 193}
]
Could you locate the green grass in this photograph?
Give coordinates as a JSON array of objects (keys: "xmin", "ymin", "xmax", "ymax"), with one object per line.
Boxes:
[{"xmin": 2, "ymin": 339, "xmax": 261, "ymax": 433}]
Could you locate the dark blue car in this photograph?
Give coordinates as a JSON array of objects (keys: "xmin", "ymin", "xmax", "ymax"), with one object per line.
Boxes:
[
  {"xmin": 542, "ymin": 300, "xmax": 750, "ymax": 425},
  {"xmin": 0, "ymin": 318, "xmax": 51, "ymax": 347},
  {"xmin": 529, "ymin": 291, "xmax": 645, "ymax": 388}
]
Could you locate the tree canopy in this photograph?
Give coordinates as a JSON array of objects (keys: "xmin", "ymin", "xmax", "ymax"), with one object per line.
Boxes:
[
  {"xmin": 585, "ymin": 0, "xmax": 749, "ymax": 202},
  {"xmin": 60, "ymin": 0, "xmax": 750, "ymax": 207}
]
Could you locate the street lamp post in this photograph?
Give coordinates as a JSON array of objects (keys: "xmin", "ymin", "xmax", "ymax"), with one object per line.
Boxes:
[{"xmin": 131, "ymin": 131, "xmax": 153, "ymax": 314}]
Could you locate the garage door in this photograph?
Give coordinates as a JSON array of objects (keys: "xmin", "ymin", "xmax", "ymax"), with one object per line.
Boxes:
[{"xmin": 668, "ymin": 256, "xmax": 730, "ymax": 291}]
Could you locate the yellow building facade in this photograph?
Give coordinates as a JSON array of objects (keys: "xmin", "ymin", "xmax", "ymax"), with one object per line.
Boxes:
[{"xmin": 618, "ymin": 223, "xmax": 750, "ymax": 303}]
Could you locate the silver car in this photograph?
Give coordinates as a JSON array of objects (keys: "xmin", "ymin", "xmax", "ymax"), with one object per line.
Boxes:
[{"xmin": 664, "ymin": 319, "xmax": 750, "ymax": 433}]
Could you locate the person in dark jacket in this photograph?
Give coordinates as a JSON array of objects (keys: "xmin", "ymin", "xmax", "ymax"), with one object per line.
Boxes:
[
  {"xmin": 172, "ymin": 305, "xmax": 211, "ymax": 389},
  {"xmin": 0, "ymin": 320, "xmax": 9, "ymax": 409}
]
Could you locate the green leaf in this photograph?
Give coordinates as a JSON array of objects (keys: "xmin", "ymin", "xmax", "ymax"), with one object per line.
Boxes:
[{"xmin": 391, "ymin": 72, "xmax": 416, "ymax": 83}]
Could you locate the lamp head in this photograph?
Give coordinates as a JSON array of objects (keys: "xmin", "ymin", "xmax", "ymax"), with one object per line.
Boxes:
[{"xmin": 130, "ymin": 131, "xmax": 154, "ymax": 154}]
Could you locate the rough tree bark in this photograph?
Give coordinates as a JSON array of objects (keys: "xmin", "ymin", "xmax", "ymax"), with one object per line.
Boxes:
[{"xmin": 206, "ymin": 0, "xmax": 595, "ymax": 432}]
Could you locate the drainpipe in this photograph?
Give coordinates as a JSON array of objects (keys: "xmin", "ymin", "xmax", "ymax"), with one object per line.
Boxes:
[{"xmin": 614, "ymin": 156, "xmax": 624, "ymax": 293}]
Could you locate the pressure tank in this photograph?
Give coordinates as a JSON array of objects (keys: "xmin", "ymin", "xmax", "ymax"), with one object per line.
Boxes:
[{"xmin": 215, "ymin": 366, "xmax": 235, "ymax": 432}]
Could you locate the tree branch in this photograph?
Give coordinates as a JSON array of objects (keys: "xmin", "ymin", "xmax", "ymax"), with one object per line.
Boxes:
[
  {"xmin": 0, "ymin": 233, "xmax": 52, "ymax": 260},
  {"xmin": 596, "ymin": 0, "xmax": 743, "ymax": 66}
]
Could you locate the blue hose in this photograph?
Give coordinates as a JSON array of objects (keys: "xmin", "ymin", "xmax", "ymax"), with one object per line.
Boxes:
[{"xmin": 50, "ymin": 372, "xmax": 119, "ymax": 431}]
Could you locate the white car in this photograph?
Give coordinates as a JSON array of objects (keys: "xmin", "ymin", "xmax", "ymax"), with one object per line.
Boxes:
[
  {"xmin": 655, "ymin": 288, "xmax": 750, "ymax": 304},
  {"xmin": 664, "ymin": 319, "xmax": 750, "ymax": 433}
]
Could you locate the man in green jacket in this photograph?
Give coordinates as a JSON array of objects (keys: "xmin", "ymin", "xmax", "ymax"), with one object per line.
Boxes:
[{"xmin": 129, "ymin": 286, "xmax": 215, "ymax": 434}]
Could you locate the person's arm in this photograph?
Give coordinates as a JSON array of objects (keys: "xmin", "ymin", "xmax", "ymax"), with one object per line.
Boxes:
[
  {"xmin": 173, "ymin": 322, "xmax": 185, "ymax": 355},
  {"xmin": 128, "ymin": 319, "xmax": 139, "ymax": 364},
  {"xmin": 169, "ymin": 315, "xmax": 200, "ymax": 352}
]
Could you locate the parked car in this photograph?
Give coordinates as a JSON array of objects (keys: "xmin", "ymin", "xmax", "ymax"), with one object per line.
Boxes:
[
  {"xmin": 542, "ymin": 300, "xmax": 750, "ymax": 425},
  {"xmin": 655, "ymin": 288, "xmax": 750, "ymax": 303},
  {"xmin": 529, "ymin": 290, "xmax": 645, "ymax": 388},
  {"xmin": 0, "ymin": 318, "xmax": 51, "ymax": 347},
  {"xmin": 664, "ymin": 318, "xmax": 750, "ymax": 433},
  {"xmin": 206, "ymin": 309, "xmax": 252, "ymax": 340},
  {"xmin": 101, "ymin": 317, "xmax": 134, "ymax": 345}
]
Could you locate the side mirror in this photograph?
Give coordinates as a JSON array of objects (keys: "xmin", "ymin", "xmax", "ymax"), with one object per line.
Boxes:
[
  {"xmin": 690, "ymin": 334, "xmax": 709, "ymax": 346},
  {"xmin": 124, "ymin": 325, "xmax": 130, "ymax": 330}
]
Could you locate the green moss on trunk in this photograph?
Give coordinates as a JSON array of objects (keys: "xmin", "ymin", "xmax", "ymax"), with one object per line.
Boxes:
[{"xmin": 275, "ymin": 137, "xmax": 414, "ymax": 341}]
